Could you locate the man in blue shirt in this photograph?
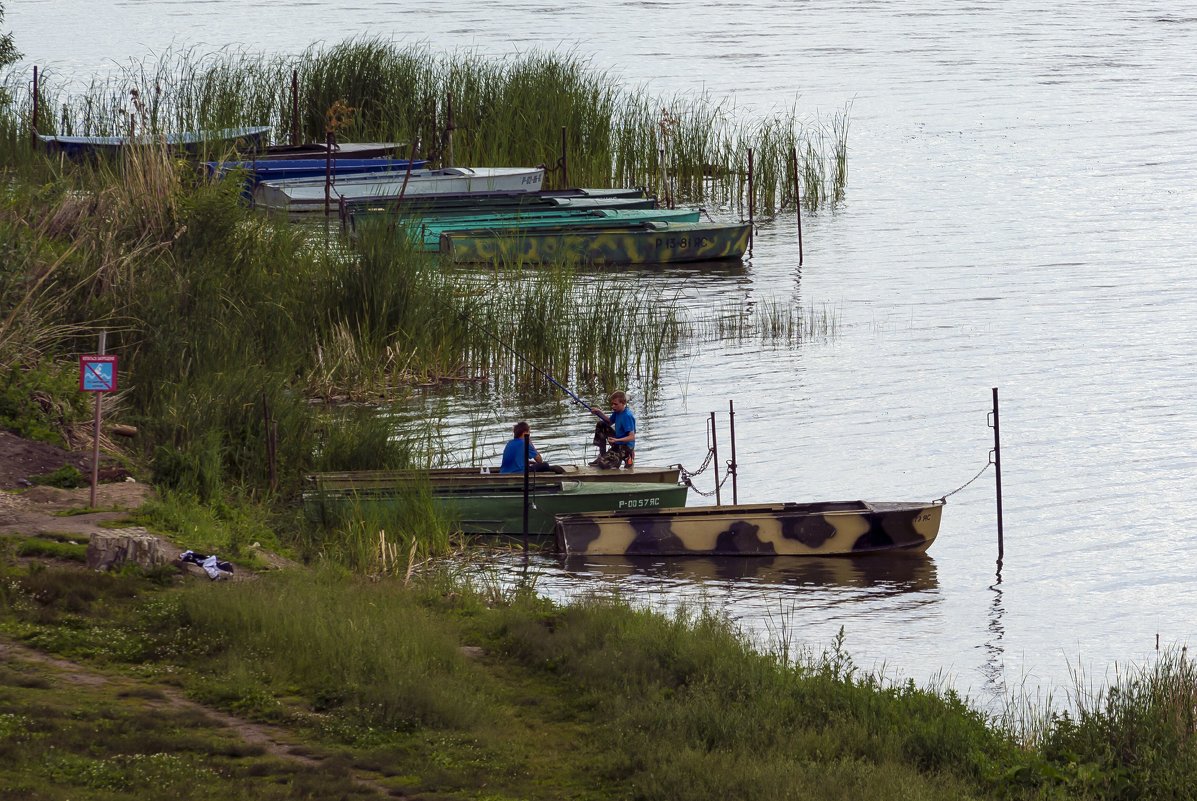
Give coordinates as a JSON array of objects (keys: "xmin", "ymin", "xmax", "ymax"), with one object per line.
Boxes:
[
  {"xmin": 589, "ymin": 390, "xmax": 636, "ymax": 469},
  {"xmin": 500, "ymin": 421, "xmax": 566, "ymax": 474}
]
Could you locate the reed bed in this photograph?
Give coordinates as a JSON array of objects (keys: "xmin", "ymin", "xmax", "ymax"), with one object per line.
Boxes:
[
  {"xmin": 692, "ymin": 297, "xmax": 840, "ymax": 345},
  {"xmin": 8, "ymin": 39, "xmax": 848, "ymax": 212}
]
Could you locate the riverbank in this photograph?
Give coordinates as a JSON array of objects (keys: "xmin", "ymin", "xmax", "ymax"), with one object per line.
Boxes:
[{"xmin": 4, "ymin": 523, "xmax": 1197, "ymax": 800}]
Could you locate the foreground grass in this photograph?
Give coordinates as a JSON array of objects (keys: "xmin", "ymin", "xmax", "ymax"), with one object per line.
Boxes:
[{"xmin": 3, "ymin": 559, "xmax": 1192, "ymax": 800}]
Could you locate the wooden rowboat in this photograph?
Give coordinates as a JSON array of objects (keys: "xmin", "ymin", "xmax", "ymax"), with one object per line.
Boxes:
[
  {"xmin": 439, "ymin": 220, "xmax": 751, "ymax": 266},
  {"xmin": 554, "ymin": 499, "xmax": 943, "ymax": 556}
]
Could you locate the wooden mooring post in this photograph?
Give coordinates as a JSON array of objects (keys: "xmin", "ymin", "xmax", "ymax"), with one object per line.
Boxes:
[
  {"xmin": 747, "ymin": 148, "xmax": 755, "ymax": 257},
  {"xmin": 31, "ymin": 66, "xmax": 39, "ymax": 151},
  {"xmin": 290, "ymin": 69, "xmax": 300, "ymax": 145},
  {"xmin": 790, "ymin": 145, "xmax": 803, "ymax": 266}
]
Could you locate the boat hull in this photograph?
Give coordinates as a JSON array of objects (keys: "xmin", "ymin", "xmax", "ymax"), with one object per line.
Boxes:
[
  {"xmin": 554, "ymin": 500, "xmax": 943, "ymax": 556},
  {"xmin": 37, "ymin": 125, "xmax": 271, "ymax": 158},
  {"xmin": 440, "ymin": 221, "xmax": 751, "ymax": 265},
  {"xmin": 407, "ymin": 208, "xmax": 702, "ymax": 251},
  {"xmin": 308, "ymin": 478, "xmax": 690, "ymax": 536},
  {"xmin": 305, "ymin": 464, "xmax": 682, "ymax": 491},
  {"xmin": 254, "ymin": 166, "xmax": 546, "ymax": 212}
]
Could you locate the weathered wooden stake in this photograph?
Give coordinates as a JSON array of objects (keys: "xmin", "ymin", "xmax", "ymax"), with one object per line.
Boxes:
[
  {"xmin": 89, "ymin": 330, "xmax": 107, "ymax": 508},
  {"xmin": 747, "ymin": 148, "xmax": 756, "ymax": 256},
  {"xmin": 559, "ymin": 126, "xmax": 569, "ymax": 189},
  {"xmin": 791, "ymin": 145, "xmax": 804, "ymax": 266},
  {"xmin": 992, "ymin": 387, "xmax": 1004, "ymax": 563},
  {"xmin": 290, "ymin": 69, "xmax": 300, "ymax": 146},
  {"xmin": 31, "ymin": 66, "xmax": 39, "ymax": 151}
]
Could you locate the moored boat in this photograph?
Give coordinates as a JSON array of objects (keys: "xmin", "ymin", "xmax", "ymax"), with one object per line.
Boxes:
[
  {"xmin": 207, "ymin": 158, "xmax": 430, "ymax": 187},
  {"xmin": 439, "ymin": 220, "xmax": 751, "ymax": 266},
  {"xmin": 305, "ymin": 463, "xmax": 682, "ymax": 492},
  {"xmin": 253, "ymin": 166, "xmax": 546, "ymax": 212},
  {"xmin": 402, "ymin": 207, "xmax": 703, "ymax": 252},
  {"xmin": 37, "ymin": 125, "xmax": 272, "ymax": 158},
  {"xmin": 554, "ymin": 499, "xmax": 943, "ymax": 556},
  {"xmin": 345, "ymin": 187, "xmax": 656, "ymax": 217},
  {"xmin": 254, "ymin": 141, "xmax": 407, "ymax": 160},
  {"xmin": 308, "ymin": 477, "xmax": 690, "ymax": 536}
]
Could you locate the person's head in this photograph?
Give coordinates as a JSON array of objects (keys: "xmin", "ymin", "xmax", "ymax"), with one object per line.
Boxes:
[
  {"xmin": 513, "ymin": 421, "xmax": 530, "ymax": 438},
  {"xmin": 609, "ymin": 390, "xmax": 627, "ymax": 410}
]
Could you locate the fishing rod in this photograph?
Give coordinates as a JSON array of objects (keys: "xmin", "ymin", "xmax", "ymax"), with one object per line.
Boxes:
[{"xmin": 459, "ymin": 312, "xmax": 613, "ymax": 427}]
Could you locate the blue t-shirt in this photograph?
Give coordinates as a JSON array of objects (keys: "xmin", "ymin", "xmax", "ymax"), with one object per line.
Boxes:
[
  {"xmin": 610, "ymin": 407, "xmax": 636, "ymax": 450},
  {"xmin": 500, "ymin": 437, "xmax": 539, "ymax": 473}
]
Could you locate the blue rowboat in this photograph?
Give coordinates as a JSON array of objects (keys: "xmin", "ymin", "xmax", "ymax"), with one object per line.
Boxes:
[
  {"xmin": 207, "ymin": 158, "xmax": 430, "ymax": 187},
  {"xmin": 37, "ymin": 125, "xmax": 271, "ymax": 158}
]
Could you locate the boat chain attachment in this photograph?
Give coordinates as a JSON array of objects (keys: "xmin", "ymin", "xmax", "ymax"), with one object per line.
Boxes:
[
  {"xmin": 679, "ymin": 447, "xmax": 717, "ymax": 496},
  {"xmin": 936, "ymin": 452, "xmax": 995, "ymax": 504}
]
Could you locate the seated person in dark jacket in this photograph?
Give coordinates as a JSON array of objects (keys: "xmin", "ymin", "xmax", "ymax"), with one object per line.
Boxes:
[{"xmin": 500, "ymin": 421, "xmax": 566, "ymax": 474}]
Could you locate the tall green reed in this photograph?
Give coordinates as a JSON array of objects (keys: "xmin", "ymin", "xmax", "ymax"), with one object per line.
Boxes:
[{"xmin": 7, "ymin": 40, "xmax": 849, "ymax": 212}]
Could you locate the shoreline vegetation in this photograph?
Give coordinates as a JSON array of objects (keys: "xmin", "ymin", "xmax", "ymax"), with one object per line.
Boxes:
[{"xmin": 1, "ymin": 27, "xmax": 1195, "ymax": 800}]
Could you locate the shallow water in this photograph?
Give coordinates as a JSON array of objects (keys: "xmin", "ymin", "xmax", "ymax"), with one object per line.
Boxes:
[{"xmin": 11, "ymin": 0, "xmax": 1197, "ymax": 708}]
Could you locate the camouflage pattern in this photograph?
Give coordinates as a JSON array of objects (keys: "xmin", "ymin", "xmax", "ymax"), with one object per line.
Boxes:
[
  {"xmin": 554, "ymin": 499, "xmax": 943, "ymax": 556},
  {"xmin": 440, "ymin": 221, "xmax": 752, "ymax": 266}
]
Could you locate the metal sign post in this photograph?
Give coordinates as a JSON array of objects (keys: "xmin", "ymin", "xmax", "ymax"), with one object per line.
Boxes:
[{"xmin": 80, "ymin": 331, "xmax": 116, "ymax": 508}]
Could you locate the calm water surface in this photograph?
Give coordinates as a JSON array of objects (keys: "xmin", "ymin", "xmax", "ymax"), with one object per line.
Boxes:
[{"xmin": 11, "ymin": 0, "xmax": 1197, "ymax": 707}]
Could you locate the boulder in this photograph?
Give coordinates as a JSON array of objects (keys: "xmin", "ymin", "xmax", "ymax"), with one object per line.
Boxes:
[{"xmin": 86, "ymin": 528, "xmax": 171, "ymax": 571}]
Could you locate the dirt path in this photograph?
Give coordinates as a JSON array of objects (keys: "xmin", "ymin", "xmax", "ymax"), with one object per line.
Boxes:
[{"xmin": 0, "ymin": 636, "xmax": 404, "ymax": 798}]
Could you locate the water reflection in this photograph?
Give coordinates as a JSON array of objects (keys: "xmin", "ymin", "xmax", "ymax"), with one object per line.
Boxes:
[
  {"xmin": 979, "ymin": 565, "xmax": 1007, "ymax": 699},
  {"xmin": 558, "ymin": 553, "xmax": 939, "ymax": 593}
]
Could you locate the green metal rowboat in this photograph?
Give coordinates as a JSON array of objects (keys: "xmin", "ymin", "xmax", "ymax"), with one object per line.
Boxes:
[
  {"xmin": 304, "ymin": 463, "xmax": 682, "ymax": 492},
  {"xmin": 440, "ymin": 220, "xmax": 752, "ymax": 266},
  {"xmin": 307, "ymin": 478, "xmax": 690, "ymax": 536},
  {"xmin": 410, "ymin": 207, "xmax": 702, "ymax": 252}
]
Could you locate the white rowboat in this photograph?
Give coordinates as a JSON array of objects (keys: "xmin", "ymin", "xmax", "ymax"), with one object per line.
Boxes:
[{"xmin": 253, "ymin": 166, "xmax": 546, "ymax": 213}]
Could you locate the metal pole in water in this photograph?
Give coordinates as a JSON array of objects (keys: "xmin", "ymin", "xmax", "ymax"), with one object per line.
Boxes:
[
  {"xmin": 710, "ymin": 412, "xmax": 721, "ymax": 507},
  {"xmin": 89, "ymin": 330, "xmax": 107, "ymax": 509},
  {"xmin": 31, "ymin": 67, "xmax": 39, "ymax": 151},
  {"xmin": 522, "ymin": 436, "xmax": 531, "ymax": 554},
  {"xmin": 747, "ymin": 148, "xmax": 755, "ymax": 257},
  {"xmin": 728, "ymin": 399, "xmax": 738, "ymax": 505},
  {"xmin": 791, "ymin": 145, "xmax": 803, "ymax": 267},
  {"xmin": 992, "ymin": 387, "xmax": 1004, "ymax": 563}
]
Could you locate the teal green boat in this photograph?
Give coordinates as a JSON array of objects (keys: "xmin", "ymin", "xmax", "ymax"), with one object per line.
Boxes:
[
  {"xmin": 440, "ymin": 220, "xmax": 751, "ymax": 266},
  {"xmin": 306, "ymin": 479, "xmax": 690, "ymax": 536},
  {"xmin": 406, "ymin": 207, "xmax": 701, "ymax": 252}
]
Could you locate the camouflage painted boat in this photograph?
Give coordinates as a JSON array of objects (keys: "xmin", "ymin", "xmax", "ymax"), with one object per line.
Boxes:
[
  {"xmin": 440, "ymin": 220, "xmax": 752, "ymax": 265},
  {"xmin": 408, "ymin": 207, "xmax": 702, "ymax": 252},
  {"xmin": 554, "ymin": 499, "xmax": 944, "ymax": 556},
  {"xmin": 308, "ymin": 478, "xmax": 690, "ymax": 536}
]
